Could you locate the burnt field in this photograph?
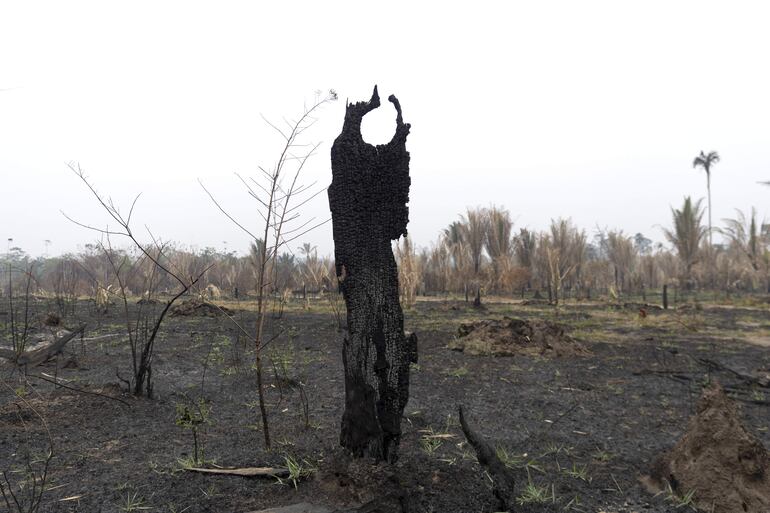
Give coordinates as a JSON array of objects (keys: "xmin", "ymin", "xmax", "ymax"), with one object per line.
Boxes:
[{"xmin": 1, "ymin": 295, "xmax": 769, "ymax": 513}]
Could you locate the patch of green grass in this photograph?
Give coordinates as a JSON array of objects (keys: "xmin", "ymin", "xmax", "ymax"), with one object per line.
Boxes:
[
  {"xmin": 176, "ymin": 453, "xmax": 216, "ymax": 470},
  {"xmin": 541, "ymin": 442, "xmax": 571, "ymax": 457},
  {"xmin": 592, "ymin": 449, "xmax": 612, "ymax": 463},
  {"xmin": 421, "ymin": 436, "xmax": 443, "ymax": 456},
  {"xmin": 516, "ymin": 479, "xmax": 555, "ymax": 505},
  {"xmin": 561, "ymin": 462, "xmax": 591, "ymax": 482},
  {"xmin": 447, "ymin": 365, "xmax": 469, "ymax": 378},
  {"xmin": 199, "ymin": 484, "xmax": 218, "ymax": 498},
  {"xmin": 658, "ymin": 481, "xmax": 697, "ymax": 510},
  {"xmin": 118, "ymin": 492, "xmax": 151, "ymax": 512},
  {"xmin": 277, "ymin": 455, "xmax": 317, "ymax": 489},
  {"xmin": 420, "ymin": 425, "xmax": 456, "ymax": 457},
  {"xmin": 563, "ymin": 495, "xmax": 584, "ymax": 511},
  {"xmin": 495, "ymin": 446, "xmax": 544, "ymax": 473}
]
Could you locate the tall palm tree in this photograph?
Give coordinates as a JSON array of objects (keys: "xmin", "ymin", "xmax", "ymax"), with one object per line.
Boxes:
[
  {"xmin": 460, "ymin": 208, "xmax": 486, "ymax": 275},
  {"xmin": 442, "ymin": 221, "xmax": 464, "ymax": 248},
  {"xmin": 442, "ymin": 221, "xmax": 466, "ymax": 269},
  {"xmin": 484, "ymin": 206, "xmax": 513, "ymax": 262},
  {"xmin": 692, "ymin": 150, "xmax": 720, "ymax": 247},
  {"xmin": 662, "ymin": 197, "xmax": 708, "ymax": 285},
  {"xmin": 605, "ymin": 230, "xmax": 636, "ymax": 294},
  {"xmin": 484, "ymin": 206, "xmax": 514, "ymax": 289},
  {"xmin": 514, "ymin": 228, "xmax": 536, "ymax": 269}
]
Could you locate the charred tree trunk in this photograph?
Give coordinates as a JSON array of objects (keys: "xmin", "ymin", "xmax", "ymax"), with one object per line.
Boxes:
[
  {"xmin": 459, "ymin": 405, "xmax": 515, "ymax": 511},
  {"xmin": 662, "ymin": 284, "xmax": 669, "ymax": 310},
  {"xmin": 329, "ymin": 86, "xmax": 418, "ymax": 463}
]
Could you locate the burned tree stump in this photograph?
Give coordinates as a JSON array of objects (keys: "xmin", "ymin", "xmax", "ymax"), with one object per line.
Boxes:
[{"xmin": 329, "ymin": 86, "xmax": 417, "ymax": 463}]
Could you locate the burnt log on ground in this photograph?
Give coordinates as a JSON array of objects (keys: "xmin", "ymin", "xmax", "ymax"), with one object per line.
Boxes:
[
  {"xmin": 458, "ymin": 405, "xmax": 516, "ymax": 511},
  {"xmin": 0, "ymin": 324, "xmax": 86, "ymax": 367},
  {"xmin": 329, "ymin": 86, "xmax": 417, "ymax": 463}
]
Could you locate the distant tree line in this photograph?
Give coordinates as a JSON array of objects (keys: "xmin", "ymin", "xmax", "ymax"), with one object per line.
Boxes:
[{"xmin": 2, "ymin": 199, "xmax": 768, "ymax": 307}]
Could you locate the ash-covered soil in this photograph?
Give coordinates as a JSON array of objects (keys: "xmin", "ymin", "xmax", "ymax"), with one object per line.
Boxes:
[{"xmin": 1, "ymin": 296, "xmax": 769, "ymax": 513}]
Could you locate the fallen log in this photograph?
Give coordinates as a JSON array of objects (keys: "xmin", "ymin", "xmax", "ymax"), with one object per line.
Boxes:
[
  {"xmin": 184, "ymin": 466, "xmax": 289, "ymax": 478},
  {"xmin": 458, "ymin": 405, "xmax": 515, "ymax": 512},
  {"xmin": 0, "ymin": 324, "xmax": 86, "ymax": 367}
]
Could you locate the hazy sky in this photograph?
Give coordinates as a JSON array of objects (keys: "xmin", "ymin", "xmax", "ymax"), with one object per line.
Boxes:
[{"xmin": 2, "ymin": 1, "xmax": 769, "ymax": 258}]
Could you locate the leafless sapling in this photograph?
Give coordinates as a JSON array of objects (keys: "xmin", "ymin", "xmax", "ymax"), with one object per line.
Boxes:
[
  {"xmin": 64, "ymin": 164, "xmax": 211, "ymax": 397},
  {"xmin": 201, "ymin": 89, "xmax": 337, "ymax": 449}
]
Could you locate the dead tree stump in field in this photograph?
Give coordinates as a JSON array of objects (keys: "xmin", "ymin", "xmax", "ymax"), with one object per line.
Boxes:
[{"xmin": 329, "ymin": 85, "xmax": 418, "ymax": 463}]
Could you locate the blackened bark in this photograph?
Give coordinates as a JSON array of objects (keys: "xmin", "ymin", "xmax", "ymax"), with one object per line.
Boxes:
[
  {"xmin": 329, "ymin": 86, "xmax": 417, "ymax": 463},
  {"xmin": 458, "ymin": 406, "xmax": 516, "ymax": 511}
]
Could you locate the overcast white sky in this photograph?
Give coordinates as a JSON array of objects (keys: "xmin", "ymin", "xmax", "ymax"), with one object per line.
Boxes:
[{"xmin": 1, "ymin": 1, "xmax": 769, "ymax": 258}]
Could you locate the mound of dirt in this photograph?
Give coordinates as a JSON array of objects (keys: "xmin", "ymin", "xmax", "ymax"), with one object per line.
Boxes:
[
  {"xmin": 449, "ymin": 317, "xmax": 590, "ymax": 357},
  {"xmin": 170, "ymin": 298, "xmax": 232, "ymax": 317},
  {"xmin": 648, "ymin": 383, "xmax": 770, "ymax": 513}
]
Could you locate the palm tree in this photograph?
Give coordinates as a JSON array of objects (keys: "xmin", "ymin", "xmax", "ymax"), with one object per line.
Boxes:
[
  {"xmin": 662, "ymin": 197, "xmax": 708, "ymax": 286},
  {"xmin": 513, "ymin": 228, "xmax": 536, "ymax": 269},
  {"xmin": 604, "ymin": 230, "xmax": 636, "ymax": 295},
  {"xmin": 721, "ymin": 208, "xmax": 762, "ymax": 271},
  {"xmin": 484, "ymin": 206, "xmax": 514, "ymax": 290},
  {"xmin": 460, "ymin": 208, "xmax": 486, "ymax": 275},
  {"xmin": 692, "ymin": 150, "xmax": 720, "ymax": 247},
  {"xmin": 484, "ymin": 206, "xmax": 513, "ymax": 263}
]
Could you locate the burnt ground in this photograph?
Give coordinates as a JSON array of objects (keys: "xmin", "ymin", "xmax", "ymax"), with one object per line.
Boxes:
[{"xmin": 1, "ymin": 295, "xmax": 769, "ymax": 513}]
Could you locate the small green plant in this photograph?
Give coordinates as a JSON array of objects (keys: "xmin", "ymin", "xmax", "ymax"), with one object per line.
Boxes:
[
  {"xmin": 447, "ymin": 366, "xmax": 469, "ymax": 378},
  {"xmin": 199, "ymin": 484, "xmax": 218, "ymax": 498},
  {"xmin": 541, "ymin": 442, "xmax": 571, "ymax": 457},
  {"xmin": 119, "ymin": 492, "xmax": 150, "ymax": 512},
  {"xmin": 420, "ymin": 425, "xmax": 454, "ymax": 457},
  {"xmin": 269, "ymin": 343, "xmax": 295, "ymax": 382},
  {"xmin": 277, "ymin": 456, "xmax": 317, "ymax": 489},
  {"xmin": 658, "ymin": 481, "xmax": 696, "ymax": 510},
  {"xmin": 564, "ymin": 494, "xmax": 583, "ymax": 511},
  {"xmin": 495, "ymin": 445, "xmax": 521, "ymax": 468},
  {"xmin": 148, "ymin": 460, "xmax": 173, "ymax": 476},
  {"xmin": 175, "ymin": 397, "xmax": 211, "ymax": 467},
  {"xmin": 592, "ymin": 448, "xmax": 612, "ymax": 463},
  {"xmin": 516, "ymin": 479, "xmax": 555, "ymax": 505},
  {"xmin": 421, "ymin": 436, "xmax": 443, "ymax": 456},
  {"xmin": 495, "ymin": 446, "xmax": 544, "ymax": 473},
  {"xmin": 562, "ymin": 462, "xmax": 590, "ymax": 482}
]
